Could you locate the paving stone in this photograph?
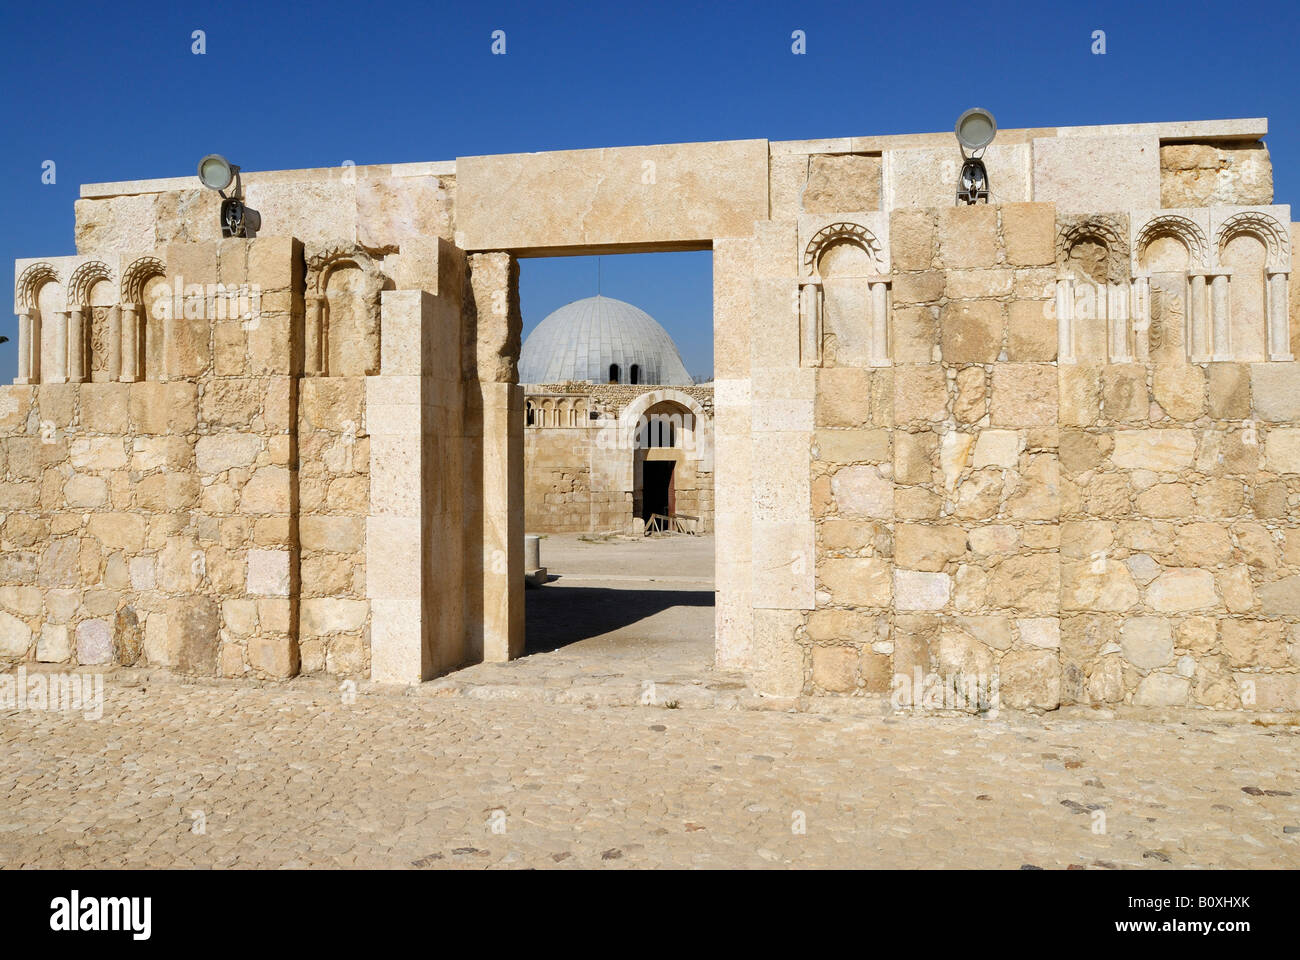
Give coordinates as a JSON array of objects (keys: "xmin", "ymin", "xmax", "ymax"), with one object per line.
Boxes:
[{"xmin": 1, "ymin": 670, "xmax": 1296, "ymax": 868}]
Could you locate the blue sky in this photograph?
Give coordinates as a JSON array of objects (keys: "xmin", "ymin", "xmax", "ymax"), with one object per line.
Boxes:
[{"xmin": 2, "ymin": 0, "xmax": 1297, "ymax": 379}]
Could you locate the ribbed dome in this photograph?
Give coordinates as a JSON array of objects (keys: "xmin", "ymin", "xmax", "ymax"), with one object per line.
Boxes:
[{"xmin": 519, "ymin": 295, "xmax": 693, "ymax": 386}]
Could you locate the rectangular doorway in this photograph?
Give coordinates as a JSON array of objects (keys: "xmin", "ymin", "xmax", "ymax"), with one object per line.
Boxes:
[{"xmin": 641, "ymin": 459, "xmax": 675, "ymax": 523}]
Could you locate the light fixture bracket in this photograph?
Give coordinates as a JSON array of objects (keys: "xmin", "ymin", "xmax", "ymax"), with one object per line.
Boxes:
[{"xmin": 957, "ymin": 157, "xmax": 990, "ymax": 205}]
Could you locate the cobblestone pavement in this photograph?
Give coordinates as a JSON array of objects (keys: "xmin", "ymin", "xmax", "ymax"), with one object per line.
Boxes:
[{"xmin": 2, "ymin": 673, "xmax": 1298, "ymax": 869}]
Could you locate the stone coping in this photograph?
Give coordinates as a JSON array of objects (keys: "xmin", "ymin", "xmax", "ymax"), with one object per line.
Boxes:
[
  {"xmin": 81, "ymin": 160, "xmax": 456, "ymax": 198},
  {"xmin": 79, "ymin": 118, "xmax": 1265, "ymax": 199}
]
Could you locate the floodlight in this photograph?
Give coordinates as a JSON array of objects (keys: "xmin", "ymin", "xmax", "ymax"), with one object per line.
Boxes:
[
  {"xmin": 197, "ymin": 154, "xmax": 236, "ymax": 192},
  {"xmin": 955, "ymin": 108, "xmax": 997, "ymax": 154},
  {"xmin": 196, "ymin": 154, "xmax": 261, "ymax": 238},
  {"xmin": 955, "ymin": 108, "xmax": 996, "ymax": 205}
]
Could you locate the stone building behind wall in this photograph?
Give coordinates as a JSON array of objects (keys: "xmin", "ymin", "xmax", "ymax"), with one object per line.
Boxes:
[
  {"xmin": 520, "ymin": 294, "xmax": 714, "ymax": 534},
  {"xmin": 4, "ymin": 117, "xmax": 1300, "ymax": 714}
]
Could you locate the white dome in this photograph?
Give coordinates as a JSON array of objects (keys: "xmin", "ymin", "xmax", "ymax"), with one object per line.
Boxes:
[{"xmin": 519, "ymin": 295, "xmax": 693, "ymax": 386}]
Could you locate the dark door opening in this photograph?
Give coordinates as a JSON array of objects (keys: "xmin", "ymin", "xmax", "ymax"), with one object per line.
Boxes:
[{"xmin": 642, "ymin": 460, "xmax": 675, "ymax": 522}]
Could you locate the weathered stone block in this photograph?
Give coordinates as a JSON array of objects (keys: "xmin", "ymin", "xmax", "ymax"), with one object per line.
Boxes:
[
  {"xmin": 75, "ymin": 619, "xmax": 112, "ymax": 665},
  {"xmin": 1237, "ymin": 673, "xmax": 1300, "ymax": 712},
  {"xmin": 940, "ymin": 300, "xmax": 1003, "ymax": 363},
  {"xmin": 945, "ymin": 268, "xmax": 1013, "ymax": 300},
  {"xmin": 892, "ymin": 271, "xmax": 945, "ymax": 305},
  {"xmin": 817, "ymin": 367, "xmax": 873, "ymax": 427},
  {"xmin": 1000, "ymin": 203, "xmax": 1055, "ymax": 266},
  {"xmin": 751, "ymin": 609, "xmax": 803, "ymax": 698},
  {"xmin": 1101, "ymin": 365, "xmax": 1148, "ymax": 423},
  {"xmin": 998, "ymin": 649, "xmax": 1060, "ymax": 710},
  {"xmin": 1207, "ymin": 363, "xmax": 1250, "ymax": 419},
  {"xmin": 895, "ymin": 524, "xmax": 966, "ymax": 572},
  {"xmin": 802, "ymin": 154, "xmax": 881, "ymax": 213},
  {"xmin": 952, "ymin": 468, "xmax": 1003, "ymax": 520},
  {"xmin": 0, "ymin": 610, "xmax": 31, "ymax": 657},
  {"xmin": 893, "ymin": 431, "xmax": 937, "ymax": 485},
  {"xmin": 1006, "ymin": 300, "xmax": 1056, "ymax": 361},
  {"xmin": 1033, "ymin": 135, "xmax": 1159, "ymax": 213},
  {"xmin": 1153, "ymin": 364, "xmax": 1205, "ymax": 421},
  {"xmin": 1111, "ymin": 430, "xmax": 1196, "ymax": 471},
  {"xmin": 1264, "ymin": 428, "xmax": 1300, "ymax": 474},
  {"xmin": 1219, "ymin": 619, "xmax": 1289, "ymax": 668},
  {"xmin": 129, "ymin": 382, "xmax": 197, "ymax": 434},
  {"xmin": 1257, "ymin": 575, "xmax": 1300, "ymax": 616},
  {"xmin": 248, "ymin": 635, "xmax": 299, "ymax": 678},
  {"xmin": 458, "ymin": 140, "xmax": 769, "ymax": 252},
  {"xmin": 893, "ymin": 365, "xmax": 947, "ymax": 423},
  {"xmin": 1147, "ymin": 568, "xmax": 1217, "ymax": 613},
  {"xmin": 892, "ymin": 306, "xmax": 939, "ymax": 362},
  {"xmin": 937, "ymin": 205, "xmax": 999, "ymax": 269},
  {"xmin": 36, "ymin": 623, "xmax": 70, "ymax": 662},
  {"xmin": 1160, "ymin": 141, "xmax": 1272, "ymax": 207},
  {"xmin": 893, "ymin": 570, "xmax": 952, "ymax": 611},
  {"xmin": 819, "ymin": 557, "xmax": 890, "ymax": 608},
  {"xmin": 222, "ymin": 599, "xmax": 259, "ymax": 637},
  {"xmin": 81, "ymin": 383, "xmax": 130, "ymax": 433},
  {"xmin": 240, "ymin": 466, "xmax": 292, "ymax": 514},
  {"xmin": 173, "ymin": 596, "xmax": 219, "ymax": 676},
  {"xmin": 988, "ymin": 554, "xmax": 1060, "ymax": 613},
  {"xmin": 300, "ymin": 515, "xmax": 365, "ymax": 554},
  {"xmin": 247, "ymin": 549, "xmax": 290, "ymax": 597},
  {"xmin": 1018, "ymin": 618, "xmax": 1060, "ymax": 649},
  {"xmin": 991, "ymin": 364, "xmax": 1056, "ymax": 426},
  {"xmin": 813, "ymin": 429, "xmax": 890, "ymax": 465},
  {"xmin": 972, "ymin": 429, "xmax": 1021, "ymax": 469},
  {"xmin": 805, "ymin": 609, "xmax": 882, "ymax": 644},
  {"xmin": 1061, "ymin": 559, "xmax": 1138, "ymax": 612},
  {"xmin": 1120, "ymin": 617, "xmax": 1174, "ymax": 669},
  {"xmin": 1133, "ymin": 673, "xmax": 1190, "ymax": 707},
  {"xmin": 953, "ymin": 366, "xmax": 986, "ymax": 423},
  {"xmin": 889, "ymin": 209, "xmax": 934, "ymax": 272},
  {"xmin": 810, "ymin": 645, "xmax": 859, "ymax": 692},
  {"xmin": 301, "ymin": 598, "xmax": 369, "ymax": 635},
  {"xmin": 195, "ymin": 433, "xmax": 262, "ymax": 475}
]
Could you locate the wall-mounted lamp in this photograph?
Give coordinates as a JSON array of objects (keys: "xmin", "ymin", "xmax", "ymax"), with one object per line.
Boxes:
[
  {"xmin": 955, "ymin": 108, "xmax": 996, "ymax": 205},
  {"xmin": 197, "ymin": 154, "xmax": 261, "ymax": 237}
]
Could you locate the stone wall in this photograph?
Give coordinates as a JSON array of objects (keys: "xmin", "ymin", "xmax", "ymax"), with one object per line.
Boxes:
[
  {"xmin": 523, "ymin": 383, "xmax": 714, "ymax": 534},
  {"xmin": 793, "ymin": 204, "xmax": 1300, "ymax": 713},
  {"xmin": 1161, "ymin": 141, "xmax": 1272, "ymax": 209},
  {"xmin": 1, "ymin": 238, "xmax": 302, "ymax": 678},
  {"xmin": 524, "ymin": 426, "xmax": 625, "ymax": 533},
  {"xmin": 75, "ymin": 163, "xmax": 456, "ymax": 254},
  {"xmin": 3, "ymin": 234, "xmax": 486, "ymax": 685},
  {"xmin": 297, "ymin": 377, "xmax": 369, "ymax": 674}
]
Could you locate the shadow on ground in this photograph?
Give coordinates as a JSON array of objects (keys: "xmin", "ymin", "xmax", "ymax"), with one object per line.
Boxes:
[{"xmin": 525, "ymin": 583, "xmax": 713, "ymax": 655}]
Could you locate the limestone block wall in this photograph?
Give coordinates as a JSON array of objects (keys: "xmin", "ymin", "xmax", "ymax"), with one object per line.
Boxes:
[
  {"xmin": 525, "ymin": 426, "xmax": 602, "ymax": 532},
  {"xmin": 523, "ymin": 383, "xmax": 715, "ymax": 534},
  {"xmin": 74, "ymin": 162, "xmax": 456, "ymax": 255},
  {"xmin": 1, "ymin": 238, "xmax": 302, "ymax": 678},
  {"xmin": 787, "ymin": 203, "xmax": 1300, "ymax": 713},
  {"xmin": 2, "ymin": 231, "xmax": 482, "ymax": 686},
  {"xmin": 665, "ymin": 457, "xmax": 713, "ymax": 525},
  {"xmin": 1054, "ymin": 362, "xmax": 1300, "ymax": 711},
  {"xmin": 297, "ymin": 377, "xmax": 369, "ymax": 674}
]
